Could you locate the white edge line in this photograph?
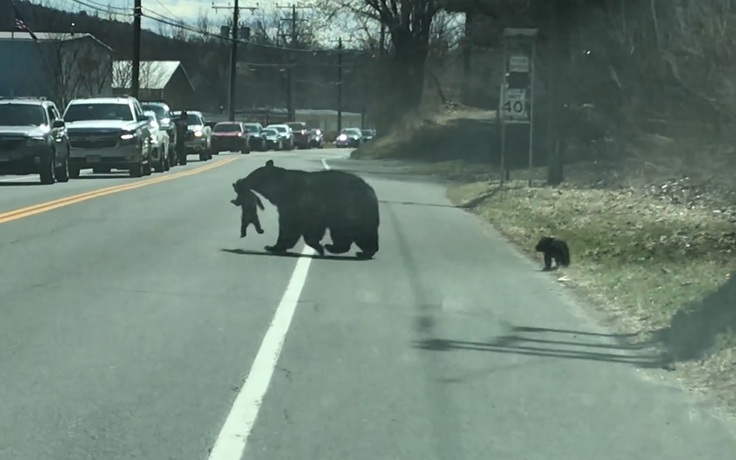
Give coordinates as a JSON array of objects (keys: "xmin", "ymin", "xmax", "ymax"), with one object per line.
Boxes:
[
  {"xmin": 209, "ymin": 153, "xmax": 330, "ymax": 459},
  {"xmin": 207, "ymin": 246, "xmax": 315, "ymax": 460}
]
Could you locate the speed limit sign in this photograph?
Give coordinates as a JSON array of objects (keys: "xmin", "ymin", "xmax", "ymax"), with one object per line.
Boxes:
[{"xmin": 500, "ymin": 87, "xmax": 528, "ymax": 121}]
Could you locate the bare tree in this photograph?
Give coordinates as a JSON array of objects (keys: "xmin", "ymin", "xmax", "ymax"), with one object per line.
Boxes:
[
  {"xmin": 35, "ymin": 33, "xmax": 113, "ymax": 108},
  {"xmin": 112, "ymin": 60, "xmax": 170, "ymax": 96},
  {"xmin": 249, "ymin": 7, "xmax": 319, "ymax": 48},
  {"xmin": 315, "ymin": 0, "xmax": 445, "ymax": 130}
]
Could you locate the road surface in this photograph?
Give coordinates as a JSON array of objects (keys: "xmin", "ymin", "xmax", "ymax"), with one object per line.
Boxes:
[{"xmin": 1, "ymin": 148, "xmax": 735, "ymax": 459}]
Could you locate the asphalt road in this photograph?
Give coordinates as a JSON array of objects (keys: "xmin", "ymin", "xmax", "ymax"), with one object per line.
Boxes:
[{"xmin": 1, "ymin": 148, "xmax": 736, "ymax": 459}]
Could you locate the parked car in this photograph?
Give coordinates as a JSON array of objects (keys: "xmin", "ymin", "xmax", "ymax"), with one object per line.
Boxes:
[
  {"xmin": 265, "ymin": 124, "xmax": 294, "ymax": 150},
  {"xmin": 0, "ymin": 96, "xmax": 71, "ymax": 184},
  {"xmin": 308, "ymin": 128, "xmax": 324, "ymax": 148},
  {"xmin": 285, "ymin": 121, "xmax": 310, "ymax": 149},
  {"xmin": 63, "ymin": 96, "xmax": 153, "ymax": 178},
  {"xmin": 335, "ymin": 127, "xmax": 363, "ymax": 148},
  {"xmin": 172, "ymin": 110, "xmax": 213, "ymax": 161},
  {"xmin": 140, "ymin": 101, "xmax": 178, "ymax": 167},
  {"xmin": 361, "ymin": 129, "xmax": 376, "ymax": 142},
  {"xmin": 262, "ymin": 127, "xmax": 283, "ymax": 150},
  {"xmin": 211, "ymin": 121, "xmax": 249, "ymax": 154},
  {"xmin": 243, "ymin": 122, "xmax": 267, "ymax": 151},
  {"xmin": 143, "ymin": 110, "xmax": 171, "ymax": 172}
]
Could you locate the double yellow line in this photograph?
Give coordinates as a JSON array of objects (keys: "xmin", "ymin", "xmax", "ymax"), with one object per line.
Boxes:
[{"xmin": 0, "ymin": 157, "xmax": 239, "ymax": 225}]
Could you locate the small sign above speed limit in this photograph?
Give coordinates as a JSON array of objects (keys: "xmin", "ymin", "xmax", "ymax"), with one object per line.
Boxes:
[{"xmin": 500, "ymin": 87, "xmax": 528, "ymax": 121}]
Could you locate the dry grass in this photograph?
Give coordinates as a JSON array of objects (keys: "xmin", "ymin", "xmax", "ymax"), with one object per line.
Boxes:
[{"xmin": 360, "ymin": 109, "xmax": 736, "ymax": 415}]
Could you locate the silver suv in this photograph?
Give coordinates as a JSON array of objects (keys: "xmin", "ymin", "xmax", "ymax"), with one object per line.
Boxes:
[
  {"xmin": 0, "ymin": 97, "xmax": 71, "ymax": 184},
  {"xmin": 63, "ymin": 96, "xmax": 154, "ymax": 178}
]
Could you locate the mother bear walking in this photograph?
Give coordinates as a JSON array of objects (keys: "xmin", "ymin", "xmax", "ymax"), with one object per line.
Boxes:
[{"xmin": 232, "ymin": 159, "xmax": 380, "ymax": 259}]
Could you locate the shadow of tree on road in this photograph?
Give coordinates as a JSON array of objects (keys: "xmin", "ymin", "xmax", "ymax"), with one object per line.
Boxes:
[{"xmin": 414, "ymin": 325, "xmax": 668, "ymax": 369}]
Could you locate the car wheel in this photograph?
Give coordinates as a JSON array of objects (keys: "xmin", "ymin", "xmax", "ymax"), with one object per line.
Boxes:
[
  {"xmin": 39, "ymin": 151, "xmax": 56, "ymax": 185},
  {"xmin": 129, "ymin": 161, "xmax": 143, "ymax": 177},
  {"xmin": 143, "ymin": 159, "xmax": 153, "ymax": 176},
  {"xmin": 69, "ymin": 166, "xmax": 81, "ymax": 179},
  {"xmin": 55, "ymin": 150, "xmax": 70, "ymax": 183},
  {"xmin": 154, "ymin": 149, "xmax": 165, "ymax": 173}
]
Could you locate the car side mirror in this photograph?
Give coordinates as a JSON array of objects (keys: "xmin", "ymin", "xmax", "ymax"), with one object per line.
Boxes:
[{"xmin": 52, "ymin": 119, "xmax": 65, "ymax": 129}]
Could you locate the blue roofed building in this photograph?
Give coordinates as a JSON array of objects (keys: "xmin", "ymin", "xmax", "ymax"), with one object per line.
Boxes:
[{"xmin": 0, "ymin": 31, "xmax": 114, "ymax": 109}]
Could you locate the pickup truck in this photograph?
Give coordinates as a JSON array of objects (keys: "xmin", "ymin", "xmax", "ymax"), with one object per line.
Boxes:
[{"xmin": 62, "ymin": 96, "xmax": 154, "ymax": 178}]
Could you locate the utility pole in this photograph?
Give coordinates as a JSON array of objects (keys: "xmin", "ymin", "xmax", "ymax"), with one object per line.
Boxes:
[
  {"xmin": 228, "ymin": 0, "xmax": 239, "ymax": 120},
  {"xmin": 337, "ymin": 37, "xmax": 343, "ymax": 132},
  {"xmin": 277, "ymin": 3, "xmax": 310, "ymax": 121},
  {"xmin": 212, "ymin": 1, "xmax": 258, "ymax": 120},
  {"xmin": 132, "ymin": 0, "xmax": 141, "ymax": 98}
]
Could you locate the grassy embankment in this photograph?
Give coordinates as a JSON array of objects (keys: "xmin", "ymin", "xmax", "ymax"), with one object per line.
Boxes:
[{"xmin": 354, "ymin": 106, "xmax": 736, "ymax": 413}]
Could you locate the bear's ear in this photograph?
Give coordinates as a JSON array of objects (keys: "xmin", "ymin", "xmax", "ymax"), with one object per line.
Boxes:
[
  {"xmin": 232, "ymin": 182, "xmax": 237, "ymax": 191},
  {"xmin": 265, "ymin": 159, "xmax": 274, "ymax": 167}
]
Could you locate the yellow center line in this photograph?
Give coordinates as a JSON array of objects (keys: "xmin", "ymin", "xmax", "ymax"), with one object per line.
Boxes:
[{"xmin": 0, "ymin": 157, "xmax": 240, "ymax": 225}]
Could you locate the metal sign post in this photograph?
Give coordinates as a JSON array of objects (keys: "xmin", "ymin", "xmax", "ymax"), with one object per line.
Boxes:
[{"xmin": 498, "ymin": 28, "xmax": 537, "ymax": 186}]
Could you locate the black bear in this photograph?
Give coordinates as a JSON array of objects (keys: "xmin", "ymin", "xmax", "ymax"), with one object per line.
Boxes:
[
  {"xmin": 232, "ymin": 159, "xmax": 379, "ymax": 259},
  {"xmin": 535, "ymin": 236, "xmax": 570, "ymax": 271},
  {"xmin": 230, "ymin": 188, "xmax": 265, "ymax": 238}
]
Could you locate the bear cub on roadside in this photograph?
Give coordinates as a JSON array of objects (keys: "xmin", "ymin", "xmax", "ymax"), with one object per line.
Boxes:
[{"xmin": 535, "ymin": 237, "xmax": 570, "ymax": 271}]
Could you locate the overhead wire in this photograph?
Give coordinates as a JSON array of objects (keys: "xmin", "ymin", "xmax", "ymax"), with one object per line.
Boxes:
[{"xmin": 65, "ymin": 0, "xmax": 341, "ymax": 53}]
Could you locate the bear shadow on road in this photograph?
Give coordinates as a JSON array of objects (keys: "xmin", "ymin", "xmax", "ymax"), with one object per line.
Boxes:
[
  {"xmin": 413, "ymin": 325, "xmax": 670, "ymax": 372},
  {"xmin": 220, "ymin": 248, "xmax": 370, "ymax": 261},
  {"xmin": 0, "ymin": 181, "xmax": 43, "ymax": 186}
]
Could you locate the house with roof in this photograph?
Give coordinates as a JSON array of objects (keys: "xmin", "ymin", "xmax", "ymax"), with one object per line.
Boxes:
[
  {"xmin": 0, "ymin": 31, "xmax": 114, "ymax": 108},
  {"xmin": 112, "ymin": 60, "xmax": 196, "ymax": 110}
]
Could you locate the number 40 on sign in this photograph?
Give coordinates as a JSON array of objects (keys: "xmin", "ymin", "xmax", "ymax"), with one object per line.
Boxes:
[{"xmin": 501, "ymin": 88, "xmax": 528, "ymax": 121}]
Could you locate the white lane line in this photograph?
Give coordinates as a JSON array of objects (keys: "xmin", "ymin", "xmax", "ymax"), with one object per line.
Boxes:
[
  {"xmin": 209, "ymin": 148, "xmax": 330, "ymax": 460},
  {"xmin": 208, "ymin": 245, "xmax": 315, "ymax": 460}
]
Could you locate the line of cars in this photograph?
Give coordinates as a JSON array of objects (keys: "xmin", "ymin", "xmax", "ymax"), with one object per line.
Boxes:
[
  {"xmin": 0, "ymin": 95, "xmax": 186, "ymax": 183},
  {"xmin": 0, "ymin": 96, "xmax": 270, "ymax": 184},
  {"xmin": 0, "ymin": 94, "xmax": 364, "ymax": 185}
]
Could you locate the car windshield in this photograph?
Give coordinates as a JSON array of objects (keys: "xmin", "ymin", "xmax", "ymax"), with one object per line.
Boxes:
[
  {"xmin": 243, "ymin": 124, "xmax": 260, "ymax": 132},
  {"xmin": 271, "ymin": 126, "xmax": 287, "ymax": 133},
  {"xmin": 264, "ymin": 129, "xmax": 278, "ymax": 135},
  {"xmin": 286, "ymin": 123, "xmax": 306, "ymax": 130},
  {"xmin": 342, "ymin": 128, "xmax": 361, "ymax": 136},
  {"xmin": 64, "ymin": 103, "xmax": 133, "ymax": 122},
  {"xmin": 214, "ymin": 123, "xmax": 242, "ymax": 133},
  {"xmin": 362, "ymin": 130, "xmax": 374, "ymax": 136},
  {"xmin": 141, "ymin": 104, "xmax": 168, "ymax": 119},
  {"xmin": 0, "ymin": 104, "xmax": 46, "ymax": 126},
  {"xmin": 173, "ymin": 113, "xmax": 202, "ymax": 125}
]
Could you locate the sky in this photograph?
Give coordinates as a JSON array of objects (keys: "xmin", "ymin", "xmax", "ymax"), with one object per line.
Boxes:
[
  {"xmin": 54, "ymin": 0, "xmax": 354, "ymax": 44},
  {"xmin": 46, "ymin": 0, "xmax": 463, "ymax": 48}
]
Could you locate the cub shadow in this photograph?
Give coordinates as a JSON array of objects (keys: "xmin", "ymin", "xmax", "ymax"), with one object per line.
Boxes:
[{"xmin": 220, "ymin": 248, "xmax": 370, "ymax": 261}]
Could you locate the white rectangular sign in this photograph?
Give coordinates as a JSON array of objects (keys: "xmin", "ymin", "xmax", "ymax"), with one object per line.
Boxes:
[
  {"xmin": 509, "ymin": 55, "xmax": 530, "ymax": 73},
  {"xmin": 500, "ymin": 87, "xmax": 528, "ymax": 121}
]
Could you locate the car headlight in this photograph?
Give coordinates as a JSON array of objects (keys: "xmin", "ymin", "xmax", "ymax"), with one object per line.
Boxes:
[
  {"xmin": 194, "ymin": 131, "xmax": 203, "ymax": 137},
  {"xmin": 28, "ymin": 136, "xmax": 45, "ymax": 142},
  {"xmin": 337, "ymin": 134, "xmax": 347, "ymax": 141},
  {"xmin": 120, "ymin": 132, "xmax": 135, "ymax": 140}
]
